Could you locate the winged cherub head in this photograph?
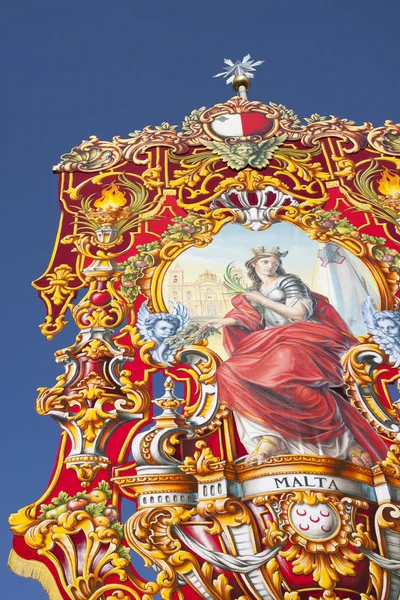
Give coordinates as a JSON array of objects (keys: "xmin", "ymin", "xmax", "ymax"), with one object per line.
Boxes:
[
  {"xmin": 137, "ymin": 300, "xmax": 190, "ymax": 351},
  {"xmin": 361, "ymin": 296, "xmax": 400, "ymax": 368},
  {"xmin": 374, "ymin": 311, "xmax": 400, "ymax": 337},
  {"xmin": 144, "ymin": 313, "xmax": 181, "ymax": 341}
]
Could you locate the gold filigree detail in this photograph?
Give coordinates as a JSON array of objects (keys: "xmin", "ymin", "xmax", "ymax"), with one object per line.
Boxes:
[
  {"xmin": 381, "ymin": 443, "xmax": 400, "ymax": 477},
  {"xmin": 274, "ymin": 145, "xmax": 331, "ymax": 185},
  {"xmin": 351, "ymin": 522, "xmax": 376, "ymax": 551},
  {"xmin": 197, "ymin": 498, "xmax": 252, "ymax": 537},
  {"xmin": 9, "ymin": 504, "xmax": 40, "ymax": 536},
  {"xmin": 65, "ymin": 456, "xmax": 110, "ymax": 488},
  {"xmin": 262, "ymin": 520, "xmax": 288, "ymax": 548},
  {"xmin": 116, "ymin": 124, "xmax": 189, "ymax": 165},
  {"xmin": 24, "ymin": 509, "xmax": 129, "ymax": 600},
  {"xmin": 214, "ymin": 168, "xmax": 287, "ymax": 193},
  {"xmin": 332, "ymin": 155, "xmax": 356, "ymax": 180},
  {"xmin": 124, "ymin": 501, "xmax": 253, "ymax": 599},
  {"xmin": 201, "ymin": 563, "xmax": 234, "ymax": 600},
  {"xmin": 376, "ymin": 501, "xmax": 400, "ymax": 534},
  {"xmin": 125, "ymin": 506, "xmax": 201, "ymax": 599},
  {"xmin": 37, "ymin": 367, "xmax": 150, "ymax": 485},
  {"xmin": 368, "ymin": 120, "xmax": 400, "ymax": 156},
  {"xmin": 301, "ymin": 115, "xmax": 372, "ymax": 153},
  {"xmin": 181, "ymin": 440, "xmax": 224, "ymax": 476},
  {"xmin": 80, "ymin": 338, "xmax": 112, "ymax": 359},
  {"xmin": 309, "ymin": 591, "xmax": 342, "ymax": 600},
  {"xmin": 38, "ymin": 371, "xmax": 149, "ymax": 442},
  {"xmin": 54, "ymin": 136, "xmax": 122, "ymax": 172},
  {"xmin": 34, "ymin": 261, "xmax": 84, "ymax": 340},
  {"xmin": 71, "ymin": 279, "xmax": 129, "ymax": 330},
  {"xmin": 45, "ymin": 264, "xmax": 76, "ymax": 305},
  {"xmin": 342, "ymin": 343, "xmax": 399, "ymax": 440},
  {"xmin": 284, "ymin": 593, "xmax": 301, "ymax": 600}
]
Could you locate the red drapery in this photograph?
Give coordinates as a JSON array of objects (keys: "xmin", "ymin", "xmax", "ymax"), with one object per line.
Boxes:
[{"xmin": 217, "ymin": 293, "xmax": 387, "ymax": 461}]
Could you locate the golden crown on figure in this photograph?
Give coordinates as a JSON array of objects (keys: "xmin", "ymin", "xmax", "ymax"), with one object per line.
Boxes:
[
  {"xmin": 246, "ymin": 246, "xmax": 289, "ymax": 266},
  {"xmin": 251, "ymin": 245, "xmax": 289, "ymax": 257}
]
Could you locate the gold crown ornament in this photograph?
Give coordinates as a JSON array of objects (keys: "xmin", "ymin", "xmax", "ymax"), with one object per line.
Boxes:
[
  {"xmin": 251, "ymin": 246, "xmax": 288, "ymax": 258},
  {"xmin": 245, "ymin": 246, "xmax": 288, "ymax": 267}
]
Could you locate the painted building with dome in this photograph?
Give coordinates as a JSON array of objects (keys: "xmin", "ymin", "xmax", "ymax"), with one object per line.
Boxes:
[{"xmin": 165, "ymin": 263, "xmax": 235, "ymax": 319}]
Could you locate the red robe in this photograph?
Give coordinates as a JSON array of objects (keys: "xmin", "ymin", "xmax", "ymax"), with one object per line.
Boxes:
[{"xmin": 217, "ymin": 293, "xmax": 387, "ymax": 461}]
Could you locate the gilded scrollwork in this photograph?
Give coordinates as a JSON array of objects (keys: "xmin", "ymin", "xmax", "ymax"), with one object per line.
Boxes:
[
  {"xmin": 181, "ymin": 440, "xmax": 224, "ymax": 477},
  {"xmin": 301, "ymin": 115, "xmax": 372, "ymax": 153},
  {"xmin": 24, "ymin": 508, "xmax": 130, "ymax": 600},
  {"xmin": 368, "ymin": 120, "xmax": 400, "ymax": 156},
  {"xmin": 36, "ymin": 330, "xmax": 150, "ymax": 487},
  {"xmin": 381, "ymin": 443, "xmax": 400, "ymax": 477},
  {"xmin": 54, "ymin": 136, "xmax": 123, "ymax": 172},
  {"xmin": 34, "ymin": 261, "xmax": 85, "ymax": 340},
  {"xmin": 213, "ymin": 167, "xmax": 287, "ymax": 192},
  {"xmin": 342, "ymin": 342, "xmax": 400, "ymax": 440},
  {"xmin": 181, "ymin": 106, "xmax": 209, "ymax": 145},
  {"xmin": 115, "ymin": 123, "xmax": 189, "ymax": 165},
  {"xmin": 169, "ymin": 142, "xmax": 331, "ymax": 207},
  {"xmin": 124, "ymin": 506, "xmax": 204, "ymax": 599}
]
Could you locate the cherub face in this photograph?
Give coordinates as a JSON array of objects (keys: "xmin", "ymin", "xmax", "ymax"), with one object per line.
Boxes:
[
  {"xmin": 377, "ymin": 318, "xmax": 400, "ymax": 337},
  {"xmin": 254, "ymin": 255, "xmax": 280, "ymax": 277},
  {"xmin": 153, "ymin": 320, "xmax": 176, "ymax": 340}
]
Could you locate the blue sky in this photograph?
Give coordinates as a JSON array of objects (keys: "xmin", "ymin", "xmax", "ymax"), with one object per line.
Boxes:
[{"xmin": 2, "ymin": 1, "xmax": 400, "ymax": 597}]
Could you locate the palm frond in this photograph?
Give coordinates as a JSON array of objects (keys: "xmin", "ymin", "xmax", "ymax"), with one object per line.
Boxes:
[
  {"xmin": 348, "ymin": 161, "xmax": 400, "ymax": 225},
  {"xmin": 118, "ymin": 173, "xmax": 149, "ymax": 215},
  {"xmin": 353, "ymin": 161, "xmax": 381, "ymax": 203},
  {"xmin": 165, "ymin": 323, "xmax": 220, "ymax": 352},
  {"xmin": 223, "ymin": 262, "xmax": 248, "ymax": 295},
  {"xmin": 168, "ymin": 149, "xmax": 215, "ymax": 165},
  {"xmin": 277, "ymin": 143, "xmax": 321, "ymax": 158}
]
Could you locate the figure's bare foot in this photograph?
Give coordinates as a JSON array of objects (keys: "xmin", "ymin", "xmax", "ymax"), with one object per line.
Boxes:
[
  {"xmin": 244, "ymin": 452, "xmax": 269, "ymax": 467},
  {"xmin": 348, "ymin": 443, "xmax": 372, "ymax": 467},
  {"xmin": 244, "ymin": 438, "xmax": 283, "ymax": 467}
]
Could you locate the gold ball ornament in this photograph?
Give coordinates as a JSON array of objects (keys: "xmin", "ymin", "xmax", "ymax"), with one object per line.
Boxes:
[{"xmin": 232, "ymin": 74, "xmax": 251, "ymax": 93}]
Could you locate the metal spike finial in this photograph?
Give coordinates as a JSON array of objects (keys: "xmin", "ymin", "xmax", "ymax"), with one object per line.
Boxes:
[{"xmin": 214, "ymin": 54, "xmax": 264, "ymax": 99}]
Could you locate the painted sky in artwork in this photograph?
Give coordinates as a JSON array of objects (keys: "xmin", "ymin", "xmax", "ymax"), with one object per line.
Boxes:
[
  {"xmin": 169, "ymin": 222, "xmax": 318, "ymax": 283},
  {"xmin": 3, "ymin": 0, "xmax": 400, "ymax": 596},
  {"xmin": 163, "ymin": 221, "xmax": 380, "ymax": 331}
]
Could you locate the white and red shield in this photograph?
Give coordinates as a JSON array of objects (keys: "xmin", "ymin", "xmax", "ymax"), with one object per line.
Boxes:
[{"xmin": 210, "ymin": 112, "xmax": 272, "ymax": 138}]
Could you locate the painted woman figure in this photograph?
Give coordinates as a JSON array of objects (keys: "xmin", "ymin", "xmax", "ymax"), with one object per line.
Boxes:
[{"xmin": 207, "ymin": 246, "xmax": 387, "ymax": 467}]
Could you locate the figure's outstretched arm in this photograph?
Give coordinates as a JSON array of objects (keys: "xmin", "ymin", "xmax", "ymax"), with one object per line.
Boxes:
[{"xmin": 201, "ymin": 317, "xmax": 238, "ymax": 330}]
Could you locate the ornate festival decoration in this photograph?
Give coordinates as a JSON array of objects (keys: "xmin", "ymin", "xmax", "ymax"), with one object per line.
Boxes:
[{"xmin": 9, "ymin": 59, "xmax": 400, "ymax": 600}]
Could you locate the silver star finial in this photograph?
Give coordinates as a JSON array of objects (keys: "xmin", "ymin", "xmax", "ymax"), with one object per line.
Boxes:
[
  {"xmin": 214, "ymin": 55, "xmax": 264, "ymax": 99},
  {"xmin": 214, "ymin": 54, "xmax": 264, "ymax": 84}
]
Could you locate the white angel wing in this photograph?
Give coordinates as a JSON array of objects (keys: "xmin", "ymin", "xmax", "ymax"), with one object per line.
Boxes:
[
  {"xmin": 377, "ymin": 335, "xmax": 400, "ymax": 368},
  {"xmin": 361, "ymin": 296, "xmax": 380, "ymax": 335},
  {"xmin": 361, "ymin": 297, "xmax": 400, "ymax": 366},
  {"xmin": 389, "ymin": 343, "xmax": 400, "ymax": 368},
  {"xmin": 170, "ymin": 300, "xmax": 190, "ymax": 330},
  {"xmin": 137, "ymin": 301, "xmax": 153, "ymax": 341}
]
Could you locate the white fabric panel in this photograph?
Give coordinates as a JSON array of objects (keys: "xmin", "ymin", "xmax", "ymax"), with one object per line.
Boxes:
[{"xmin": 234, "ymin": 412, "xmax": 354, "ymax": 458}]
